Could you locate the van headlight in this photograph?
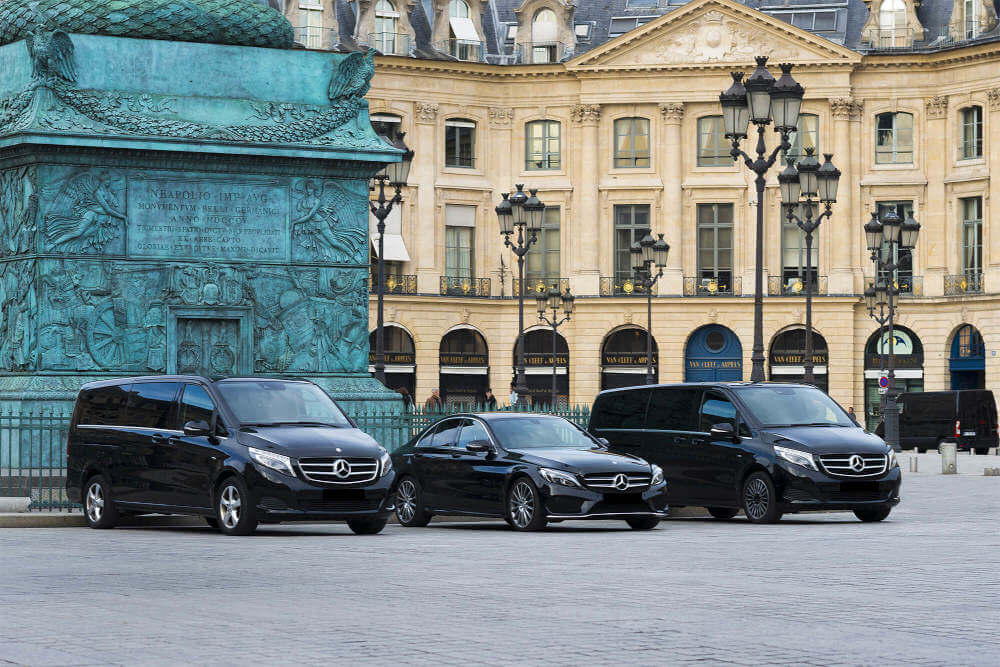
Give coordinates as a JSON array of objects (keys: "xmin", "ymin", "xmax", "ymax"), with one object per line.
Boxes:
[
  {"xmin": 774, "ymin": 445, "xmax": 817, "ymax": 471},
  {"xmin": 248, "ymin": 446, "xmax": 295, "ymax": 477},
  {"xmin": 379, "ymin": 450, "xmax": 393, "ymax": 477},
  {"xmin": 650, "ymin": 464, "xmax": 664, "ymax": 485},
  {"xmin": 539, "ymin": 467, "xmax": 581, "ymax": 488},
  {"xmin": 887, "ymin": 447, "xmax": 898, "ymax": 469}
]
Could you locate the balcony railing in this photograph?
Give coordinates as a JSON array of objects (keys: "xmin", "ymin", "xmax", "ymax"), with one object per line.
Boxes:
[
  {"xmin": 898, "ymin": 275, "xmax": 922, "ymax": 296},
  {"xmin": 683, "ymin": 276, "xmax": 741, "ymax": 296},
  {"xmin": 945, "ymin": 273, "xmax": 984, "ymax": 295},
  {"xmin": 435, "ymin": 39, "xmax": 485, "ymax": 62},
  {"xmin": 440, "ymin": 276, "xmax": 491, "ymax": 297},
  {"xmin": 865, "ymin": 27, "xmax": 915, "ymax": 50},
  {"xmin": 512, "ymin": 277, "xmax": 570, "ymax": 297},
  {"xmin": 514, "ymin": 41, "xmax": 571, "ymax": 64},
  {"xmin": 768, "ymin": 275, "xmax": 827, "ymax": 296},
  {"xmin": 370, "ymin": 273, "xmax": 417, "ymax": 295},
  {"xmin": 599, "ymin": 277, "xmax": 651, "ymax": 296},
  {"xmin": 293, "ymin": 26, "xmax": 337, "ymax": 50},
  {"xmin": 368, "ymin": 32, "xmax": 410, "ymax": 56}
]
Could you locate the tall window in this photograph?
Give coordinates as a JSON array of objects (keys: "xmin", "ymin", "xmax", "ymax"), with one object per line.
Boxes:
[
  {"xmin": 960, "ymin": 106, "xmax": 983, "ymax": 160},
  {"xmin": 961, "ymin": 196, "xmax": 983, "ymax": 278},
  {"xmin": 526, "ymin": 206, "xmax": 560, "ymax": 288},
  {"xmin": 875, "ymin": 112, "xmax": 913, "ymax": 164},
  {"xmin": 531, "ymin": 8, "xmax": 558, "ymax": 63},
  {"xmin": 450, "ymin": 0, "xmax": 470, "ymax": 18},
  {"xmin": 445, "ymin": 203, "xmax": 475, "ymax": 280},
  {"xmin": 697, "ymin": 116, "xmax": 729, "ymax": 167},
  {"xmin": 614, "ymin": 204, "xmax": 650, "ymax": 284},
  {"xmin": 445, "ymin": 119, "xmax": 475, "ymax": 168},
  {"xmin": 697, "ymin": 204, "xmax": 734, "ymax": 291},
  {"xmin": 965, "ymin": 0, "xmax": 979, "ymax": 39},
  {"xmin": 878, "ymin": 0, "xmax": 907, "ymax": 46},
  {"xmin": 525, "ymin": 120, "xmax": 561, "ymax": 170},
  {"xmin": 374, "ymin": 0, "xmax": 401, "ymax": 54},
  {"xmin": 614, "ymin": 118, "xmax": 650, "ymax": 168},
  {"xmin": 781, "ymin": 216, "xmax": 818, "ymax": 291},
  {"xmin": 448, "ymin": 0, "xmax": 478, "ymax": 61},
  {"xmin": 877, "ymin": 201, "xmax": 914, "ymax": 292},
  {"xmin": 786, "ymin": 114, "xmax": 819, "ymax": 164},
  {"xmin": 300, "ymin": 5, "xmax": 323, "ymax": 49}
]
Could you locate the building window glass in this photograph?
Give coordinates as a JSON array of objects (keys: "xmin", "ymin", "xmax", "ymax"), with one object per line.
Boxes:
[
  {"xmin": 697, "ymin": 204, "xmax": 734, "ymax": 290},
  {"xmin": 300, "ymin": 7, "xmax": 323, "ymax": 49},
  {"xmin": 876, "ymin": 201, "xmax": 914, "ymax": 293},
  {"xmin": 965, "ymin": 0, "xmax": 979, "ymax": 39},
  {"xmin": 875, "ymin": 112, "xmax": 913, "ymax": 164},
  {"xmin": 614, "ymin": 117, "xmax": 650, "ymax": 168},
  {"xmin": 374, "ymin": 0, "xmax": 401, "ymax": 54},
  {"xmin": 450, "ymin": 0, "xmax": 470, "ymax": 18},
  {"xmin": 526, "ymin": 206, "xmax": 560, "ymax": 288},
  {"xmin": 878, "ymin": 0, "xmax": 907, "ymax": 46},
  {"xmin": 445, "ymin": 119, "xmax": 475, "ymax": 168},
  {"xmin": 781, "ymin": 217, "xmax": 818, "ymax": 292},
  {"xmin": 960, "ymin": 106, "xmax": 983, "ymax": 160},
  {"xmin": 531, "ymin": 8, "xmax": 558, "ymax": 63},
  {"xmin": 785, "ymin": 113, "xmax": 818, "ymax": 165},
  {"xmin": 961, "ymin": 196, "xmax": 983, "ymax": 278},
  {"xmin": 697, "ymin": 116, "xmax": 729, "ymax": 167},
  {"xmin": 446, "ymin": 226, "xmax": 474, "ymax": 280},
  {"xmin": 614, "ymin": 204, "xmax": 650, "ymax": 284},
  {"xmin": 525, "ymin": 120, "xmax": 561, "ymax": 170}
]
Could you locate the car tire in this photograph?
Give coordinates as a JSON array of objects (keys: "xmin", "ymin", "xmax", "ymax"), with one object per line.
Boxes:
[
  {"xmin": 347, "ymin": 518, "xmax": 388, "ymax": 535},
  {"xmin": 741, "ymin": 472, "xmax": 782, "ymax": 524},
  {"xmin": 204, "ymin": 517, "xmax": 220, "ymax": 530},
  {"xmin": 625, "ymin": 516, "xmax": 660, "ymax": 530},
  {"xmin": 707, "ymin": 507, "xmax": 740, "ymax": 520},
  {"xmin": 216, "ymin": 476, "xmax": 258, "ymax": 536},
  {"xmin": 83, "ymin": 474, "xmax": 118, "ymax": 529},
  {"xmin": 854, "ymin": 505, "xmax": 892, "ymax": 522},
  {"xmin": 916, "ymin": 447, "xmax": 927, "ymax": 453},
  {"xmin": 506, "ymin": 477, "xmax": 547, "ymax": 531},
  {"xmin": 394, "ymin": 477, "xmax": 432, "ymax": 527}
]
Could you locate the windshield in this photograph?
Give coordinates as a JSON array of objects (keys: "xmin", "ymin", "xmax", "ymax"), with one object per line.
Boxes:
[
  {"xmin": 734, "ymin": 385, "xmax": 854, "ymax": 428},
  {"xmin": 490, "ymin": 416, "xmax": 598, "ymax": 450},
  {"xmin": 216, "ymin": 381, "xmax": 352, "ymax": 427}
]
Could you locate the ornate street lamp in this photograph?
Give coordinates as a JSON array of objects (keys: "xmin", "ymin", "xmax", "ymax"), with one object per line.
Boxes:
[
  {"xmin": 719, "ymin": 57, "xmax": 804, "ymax": 382},
  {"xmin": 536, "ymin": 287, "xmax": 574, "ymax": 408},
  {"xmin": 370, "ymin": 129, "xmax": 413, "ymax": 386},
  {"xmin": 631, "ymin": 233, "xmax": 670, "ymax": 384},
  {"xmin": 498, "ymin": 184, "xmax": 543, "ymax": 402}
]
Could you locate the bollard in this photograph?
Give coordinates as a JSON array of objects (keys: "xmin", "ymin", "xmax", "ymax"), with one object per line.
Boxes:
[
  {"xmin": 985, "ymin": 467, "xmax": 1000, "ymax": 476},
  {"xmin": 908, "ymin": 456, "xmax": 918, "ymax": 473},
  {"xmin": 940, "ymin": 442, "xmax": 958, "ymax": 474}
]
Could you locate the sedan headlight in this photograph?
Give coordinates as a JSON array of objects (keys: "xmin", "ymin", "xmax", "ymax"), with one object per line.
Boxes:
[
  {"xmin": 539, "ymin": 467, "xmax": 581, "ymax": 488},
  {"xmin": 774, "ymin": 445, "xmax": 817, "ymax": 471},
  {"xmin": 887, "ymin": 447, "xmax": 898, "ymax": 469},
  {"xmin": 379, "ymin": 450, "xmax": 393, "ymax": 477},
  {"xmin": 650, "ymin": 464, "xmax": 664, "ymax": 485},
  {"xmin": 248, "ymin": 446, "xmax": 295, "ymax": 477}
]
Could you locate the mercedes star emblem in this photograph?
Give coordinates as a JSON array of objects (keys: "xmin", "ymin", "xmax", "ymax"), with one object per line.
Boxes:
[
  {"xmin": 613, "ymin": 473, "xmax": 629, "ymax": 491},
  {"xmin": 332, "ymin": 458, "xmax": 352, "ymax": 478},
  {"xmin": 849, "ymin": 454, "xmax": 865, "ymax": 472}
]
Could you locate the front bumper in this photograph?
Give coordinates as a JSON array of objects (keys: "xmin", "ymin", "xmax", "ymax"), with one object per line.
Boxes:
[
  {"xmin": 774, "ymin": 461, "xmax": 901, "ymax": 512},
  {"xmin": 540, "ymin": 480, "xmax": 669, "ymax": 520},
  {"xmin": 245, "ymin": 462, "xmax": 395, "ymax": 521}
]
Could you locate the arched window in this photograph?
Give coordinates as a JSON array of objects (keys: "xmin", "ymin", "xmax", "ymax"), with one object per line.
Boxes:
[
  {"xmin": 878, "ymin": 0, "xmax": 907, "ymax": 46},
  {"xmin": 525, "ymin": 120, "xmax": 561, "ymax": 170},
  {"xmin": 530, "ymin": 8, "xmax": 559, "ymax": 63},
  {"xmin": 960, "ymin": 106, "xmax": 983, "ymax": 159},
  {"xmin": 439, "ymin": 327, "xmax": 489, "ymax": 408},
  {"xmin": 875, "ymin": 111, "xmax": 913, "ymax": 164},
  {"xmin": 373, "ymin": 0, "xmax": 402, "ymax": 54},
  {"xmin": 601, "ymin": 327, "xmax": 658, "ymax": 389},
  {"xmin": 614, "ymin": 117, "xmax": 650, "ymax": 168},
  {"xmin": 768, "ymin": 328, "xmax": 829, "ymax": 392},
  {"xmin": 450, "ymin": 0, "xmax": 470, "ymax": 18},
  {"xmin": 965, "ymin": 0, "xmax": 979, "ymax": 39},
  {"xmin": 447, "ymin": 0, "xmax": 479, "ymax": 60}
]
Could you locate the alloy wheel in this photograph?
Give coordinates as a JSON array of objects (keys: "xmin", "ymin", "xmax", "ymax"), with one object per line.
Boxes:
[
  {"xmin": 744, "ymin": 477, "xmax": 769, "ymax": 521},
  {"xmin": 219, "ymin": 484, "xmax": 241, "ymax": 530},
  {"xmin": 509, "ymin": 481, "xmax": 535, "ymax": 529},
  {"xmin": 86, "ymin": 481, "xmax": 104, "ymax": 523},
  {"xmin": 396, "ymin": 480, "xmax": 416, "ymax": 524}
]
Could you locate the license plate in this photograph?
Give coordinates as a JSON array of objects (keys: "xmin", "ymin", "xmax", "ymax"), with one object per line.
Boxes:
[
  {"xmin": 963, "ymin": 431, "xmax": 976, "ymax": 436},
  {"xmin": 840, "ymin": 482, "xmax": 878, "ymax": 493}
]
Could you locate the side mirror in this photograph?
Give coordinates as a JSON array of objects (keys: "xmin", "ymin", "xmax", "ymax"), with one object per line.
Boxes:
[
  {"xmin": 709, "ymin": 422, "xmax": 738, "ymax": 442},
  {"xmin": 466, "ymin": 440, "xmax": 493, "ymax": 454},
  {"xmin": 596, "ymin": 437, "xmax": 610, "ymax": 446},
  {"xmin": 183, "ymin": 420, "xmax": 211, "ymax": 437}
]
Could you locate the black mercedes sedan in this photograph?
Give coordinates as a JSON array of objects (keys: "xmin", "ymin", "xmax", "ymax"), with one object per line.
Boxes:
[{"xmin": 391, "ymin": 413, "xmax": 669, "ymax": 531}]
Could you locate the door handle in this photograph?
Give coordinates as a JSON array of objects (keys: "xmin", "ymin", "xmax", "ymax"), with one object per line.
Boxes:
[
  {"xmin": 151, "ymin": 434, "xmax": 166, "ymax": 444},
  {"xmin": 673, "ymin": 436, "xmax": 684, "ymax": 444},
  {"xmin": 451, "ymin": 452, "xmax": 462, "ymax": 459}
]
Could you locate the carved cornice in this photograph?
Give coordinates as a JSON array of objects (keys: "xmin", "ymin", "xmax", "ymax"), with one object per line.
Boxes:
[
  {"xmin": 830, "ymin": 98, "xmax": 863, "ymax": 121},
  {"xmin": 570, "ymin": 104, "xmax": 601, "ymax": 124},
  {"xmin": 988, "ymin": 88, "xmax": 1000, "ymax": 111},
  {"xmin": 925, "ymin": 95, "xmax": 948, "ymax": 119},
  {"xmin": 487, "ymin": 106, "xmax": 514, "ymax": 128},
  {"xmin": 659, "ymin": 102, "xmax": 685, "ymax": 123},
  {"xmin": 415, "ymin": 102, "xmax": 439, "ymax": 123}
]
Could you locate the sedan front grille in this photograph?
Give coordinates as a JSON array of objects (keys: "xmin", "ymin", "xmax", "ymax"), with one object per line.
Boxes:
[
  {"xmin": 817, "ymin": 453, "xmax": 888, "ymax": 478},
  {"xmin": 583, "ymin": 472, "xmax": 652, "ymax": 491},
  {"xmin": 297, "ymin": 457, "xmax": 379, "ymax": 484}
]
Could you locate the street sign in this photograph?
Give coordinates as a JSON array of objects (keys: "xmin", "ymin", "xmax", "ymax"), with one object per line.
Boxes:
[
  {"xmin": 878, "ymin": 387, "xmax": 887, "ymax": 395},
  {"xmin": 878, "ymin": 375, "xmax": 889, "ymax": 389}
]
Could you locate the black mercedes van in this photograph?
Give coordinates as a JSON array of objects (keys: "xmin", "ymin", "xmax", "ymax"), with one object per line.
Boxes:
[
  {"xmin": 66, "ymin": 376, "xmax": 395, "ymax": 535},
  {"xmin": 589, "ymin": 382, "xmax": 900, "ymax": 524},
  {"xmin": 875, "ymin": 390, "xmax": 998, "ymax": 454}
]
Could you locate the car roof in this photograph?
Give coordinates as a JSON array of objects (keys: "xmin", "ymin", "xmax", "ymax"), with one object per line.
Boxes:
[
  {"xmin": 437, "ymin": 412, "xmax": 567, "ymax": 421},
  {"xmin": 595, "ymin": 381, "xmax": 814, "ymax": 396},
  {"xmin": 79, "ymin": 375, "xmax": 315, "ymax": 391}
]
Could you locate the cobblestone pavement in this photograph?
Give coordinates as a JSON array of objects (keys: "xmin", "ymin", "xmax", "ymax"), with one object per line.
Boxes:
[{"xmin": 1, "ymin": 474, "xmax": 998, "ymax": 666}]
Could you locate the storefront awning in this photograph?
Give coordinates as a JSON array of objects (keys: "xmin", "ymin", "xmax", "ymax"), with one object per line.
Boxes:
[
  {"xmin": 864, "ymin": 369, "xmax": 923, "ymax": 379},
  {"xmin": 370, "ymin": 206, "xmax": 410, "ymax": 261},
  {"xmin": 525, "ymin": 367, "xmax": 567, "ymax": 375},
  {"xmin": 440, "ymin": 365, "xmax": 489, "ymax": 375},
  {"xmin": 369, "ymin": 364, "xmax": 415, "ymax": 373},
  {"xmin": 449, "ymin": 17, "xmax": 480, "ymax": 42},
  {"xmin": 771, "ymin": 365, "xmax": 828, "ymax": 375}
]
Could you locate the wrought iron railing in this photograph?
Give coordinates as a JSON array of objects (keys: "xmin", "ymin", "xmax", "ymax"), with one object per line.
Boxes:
[
  {"xmin": 898, "ymin": 275, "xmax": 922, "ymax": 296},
  {"xmin": 512, "ymin": 277, "xmax": 570, "ymax": 297},
  {"xmin": 367, "ymin": 32, "xmax": 410, "ymax": 56},
  {"xmin": 435, "ymin": 39, "xmax": 485, "ymax": 62},
  {"xmin": 440, "ymin": 276, "xmax": 491, "ymax": 297},
  {"xmin": 683, "ymin": 276, "xmax": 741, "ymax": 296},
  {"xmin": 865, "ymin": 27, "xmax": 915, "ymax": 50},
  {"xmin": 945, "ymin": 273, "xmax": 984, "ymax": 295},
  {"xmin": 514, "ymin": 41, "xmax": 571, "ymax": 64},
  {"xmin": 768, "ymin": 275, "xmax": 827, "ymax": 296},
  {"xmin": 370, "ymin": 273, "xmax": 417, "ymax": 295},
  {"xmin": 599, "ymin": 276, "xmax": 651, "ymax": 296}
]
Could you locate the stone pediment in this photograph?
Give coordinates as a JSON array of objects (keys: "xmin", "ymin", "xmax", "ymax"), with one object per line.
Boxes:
[{"xmin": 568, "ymin": 0, "xmax": 860, "ymax": 70}]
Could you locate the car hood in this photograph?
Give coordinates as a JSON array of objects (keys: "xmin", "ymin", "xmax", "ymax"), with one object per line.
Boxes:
[
  {"xmin": 237, "ymin": 426, "xmax": 382, "ymax": 458},
  {"xmin": 509, "ymin": 447, "xmax": 652, "ymax": 474},
  {"xmin": 761, "ymin": 426, "xmax": 888, "ymax": 455}
]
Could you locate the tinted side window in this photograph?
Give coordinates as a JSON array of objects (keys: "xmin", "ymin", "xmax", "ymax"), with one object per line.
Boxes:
[
  {"xmin": 179, "ymin": 384, "xmax": 215, "ymax": 427},
  {"xmin": 126, "ymin": 382, "xmax": 181, "ymax": 429},
  {"xmin": 432, "ymin": 420, "xmax": 462, "ymax": 447},
  {"xmin": 76, "ymin": 384, "xmax": 131, "ymax": 427},
  {"xmin": 646, "ymin": 388, "xmax": 702, "ymax": 431},
  {"xmin": 590, "ymin": 389, "xmax": 651, "ymax": 429},
  {"xmin": 457, "ymin": 419, "xmax": 490, "ymax": 447},
  {"xmin": 699, "ymin": 391, "xmax": 737, "ymax": 432},
  {"xmin": 417, "ymin": 422, "xmax": 441, "ymax": 446}
]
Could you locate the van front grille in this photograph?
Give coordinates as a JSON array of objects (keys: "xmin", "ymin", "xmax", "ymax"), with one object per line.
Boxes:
[
  {"xmin": 297, "ymin": 457, "xmax": 378, "ymax": 484},
  {"xmin": 817, "ymin": 454, "xmax": 888, "ymax": 478},
  {"xmin": 583, "ymin": 472, "xmax": 651, "ymax": 491}
]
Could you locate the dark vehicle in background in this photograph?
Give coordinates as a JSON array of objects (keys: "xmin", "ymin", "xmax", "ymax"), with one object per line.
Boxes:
[
  {"xmin": 66, "ymin": 376, "xmax": 395, "ymax": 536},
  {"xmin": 391, "ymin": 413, "xmax": 668, "ymax": 531},
  {"xmin": 589, "ymin": 383, "xmax": 901, "ymax": 524},
  {"xmin": 875, "ymin": 390, "xmax": 998, "ymax": 454}
]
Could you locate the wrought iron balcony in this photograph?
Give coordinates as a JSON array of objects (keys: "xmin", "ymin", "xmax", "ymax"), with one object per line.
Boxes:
[
  {"xmin": 367, "ymin": 32, "xmax": 410, "ymax": 56},
  {"xmin": 768, "ymin": 275, "xmax": 827, "ymax": 296},
  {"xmin": 440, "ymin": 276, "xmax": 491, "ymax": 297},
  {"xmin": 945, "ymin": 273, "xmax": 984, "ymax": 295},
  {"xmin": 599, "ymin": 277, "xmax": 650, "ymax": 296},
  {"xmin": 293, "ymin": 26, "xmax": 337, "ymax": 50},
  {"xmin": 512, "ymin": 277, "xmax": 569, "ymax": 297},
  {"xmin": 683, "ymin": 276, "xmax": 741, "ymax": 296},
  {"xmin": 514, "ymin": 41, "xmax": 571, "ymax": 64},
  {"xmin": 865, "ymin": 27, "xmax": 914, "ymax": 50},
  {"xmin": 369, "ymin": 273, "xmax": 417, "ymax": 295},
  {"xmin": 435, "ymin": 39, "xmax": 485, "ymax": 62}
]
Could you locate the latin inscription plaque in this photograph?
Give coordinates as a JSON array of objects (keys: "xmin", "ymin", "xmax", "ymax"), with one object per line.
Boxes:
[{"xmin": 127, "ymin": 177, "xmax": 289, "ymax": 261}]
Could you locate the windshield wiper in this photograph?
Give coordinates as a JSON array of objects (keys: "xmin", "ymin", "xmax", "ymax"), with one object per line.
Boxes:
[
  {"xmin": 245, "ymin": 421, "xmax": 345, "ymax": 428},
  {"xmin": 765, "ymin": 422, "xmax": 843, "ymax": 428}
]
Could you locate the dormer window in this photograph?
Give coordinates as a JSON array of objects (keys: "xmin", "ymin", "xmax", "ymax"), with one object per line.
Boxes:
[
  {"xmin": 878, "ymin": 0, "xmax": 908, "ymax": 47},
  {"xmin": 965, "ymin": 0, "xmax": 979, "ymax": 39},
  {"xmin": 373, "ymin": 0, "xmax": 404, "ymax": 55},
  {"xmin": 448, "ymin": 0, "xmax": 481, "ymax": 61},
  {"xmin": 530, "ymin": 8, "xmax": 559, "ymax": 63}
]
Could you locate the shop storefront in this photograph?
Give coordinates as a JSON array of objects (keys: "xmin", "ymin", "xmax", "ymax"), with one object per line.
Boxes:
[
  {"xmin": 864, "ymin": 326, "xmax": 924, "ymax": 431},
  {"xmin": 517, "ymin": 329, "xmax": 569, "ymax": 408},
  {"xmin": 369, "ymin": 325, "xmax": 416, "ymax": 400},
  {"xmin": 768, "ymin": 328, "xmax": 829, "ymax": 392},
  {"xmin": 685, "ymin": 324, "xmax": 743, "ymax": 382},
  {"xmin": 439, "ymin": 327, "xmax": 489, "ymax": 409},
  {"xmin": 601, "ymin": 327, "xmax": 657, "ymax": 390},
  {"xmin": 949, "ymin": 324, "xmax": 985, "ymax": 390}
]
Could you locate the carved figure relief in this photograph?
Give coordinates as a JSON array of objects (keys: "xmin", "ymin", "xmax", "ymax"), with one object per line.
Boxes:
[
  {"xmin": 0, "ymin": 166, "xmax": 38, "ymax": 256},
  {"xmin": 42, "ymin": 168, "xmax": 125, "ymax": 254},
  {"xmin": 0, "ymin": 260, "xmax": 36, "ymax": 371},
  {"xmin": 291, "ymin": 179, "xmax": 367, "ymax": 264}
]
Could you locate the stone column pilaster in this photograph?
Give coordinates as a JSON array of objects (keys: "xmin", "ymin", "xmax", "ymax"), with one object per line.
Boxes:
[
  {"xmin": 659, "ymin": 102, "xmax": 685, "ymax": 295},
  {"xmin": 571, "ymin": 104, "xmax": 602, "ymax": 296},
  {"xmin": 924, "ymin": 95, "xmax": 949, "ymax": 297},
  {"xmin": 488, "ymin": 106, "xmax": 515, "ymax": 297},
  {"xmin": 829, "ymin": 99, "xmax": 859, "ymax": 294},
  {"xmin": 986, "ymin": 88, "xmax": 1000, "ymax": 292},
  {"xmin": 414, "ymin": 102, "xmax": 439, "ymax": 294}
]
